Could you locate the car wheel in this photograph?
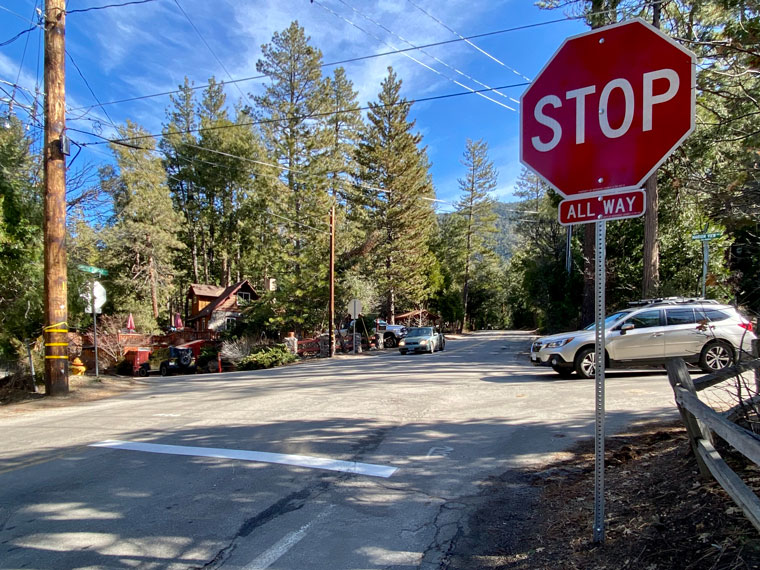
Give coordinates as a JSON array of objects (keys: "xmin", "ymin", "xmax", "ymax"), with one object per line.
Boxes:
[
  {"xmin": 138, "ymin": 367, "xmax": 148, "ymax": 377},
  {"xmin": 440, "ymin": 339, "xmax": 445, "ymax": 351},
  {"xmin": 399, "ymin": 349, "xmax": 407, "ymax": 355},
  {"xmin": 574, "ymin": 348, "xmax": 596, "ymax": 379},
  {"xmin": 160, "ymin": 363, "xmax": 169, "ymax": 377},
  {"xmin": 699, "ymin": 341, "xmax": 734, "ymax": 373},
  {"xmin": 552, "ymin": 365, "xmax": 573, "ymax": 378},
  {"xmin": 180, "ymin": 353, "xmax": 192, "ymax": 367},
  {"xmin": 384, "ymin": 335, "xmax": 397, "ymax": 349}
]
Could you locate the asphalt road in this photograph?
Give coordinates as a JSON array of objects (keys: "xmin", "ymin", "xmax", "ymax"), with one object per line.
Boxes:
[{"xmin": 0, "ymin": 331, "xmax": 679, "ymax": 569}]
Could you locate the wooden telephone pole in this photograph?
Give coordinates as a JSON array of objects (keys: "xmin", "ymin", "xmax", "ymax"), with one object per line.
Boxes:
[{"xmin": 43, "ymin": 0, "xmax": 69, "ymax": 395}]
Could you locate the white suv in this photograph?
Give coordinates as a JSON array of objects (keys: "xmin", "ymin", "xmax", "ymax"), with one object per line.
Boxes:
[{"xmin": 530, "ymin": 299, "xmax": 757, "ymax": 378}]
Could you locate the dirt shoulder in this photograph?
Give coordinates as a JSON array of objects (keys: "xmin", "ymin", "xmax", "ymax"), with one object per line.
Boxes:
[
  {"xmin": 0, "ymin": 374, "xmax": 147, "ymax": 412},
  {"xmin": 449, "ymin": 420, "xmax": 760, "ymax": 569}
]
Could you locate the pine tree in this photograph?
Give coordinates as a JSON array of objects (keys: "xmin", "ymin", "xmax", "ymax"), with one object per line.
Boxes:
[
  {"xmin": 455, "ymin": 139, "xmax": 498, "ymax": 329},
  {"xmin": 356, "ymin": 67, "xmax": 436, "ymax": 321},
  {"xmin": 102, "ymin": 121, "xmax": 185, "ymax": 325},
  {"xmin": 0, "ymin": 116, "xmax": 43, "ymax": 356},
  {"xmin": 253, "ymin": 21, "xmax": 331, "ymax": 333}
]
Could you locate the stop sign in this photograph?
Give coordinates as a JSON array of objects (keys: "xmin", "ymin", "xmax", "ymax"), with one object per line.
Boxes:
[{"xmin": 520, "ymin": 18, "xmax": 695, "ymax": 197}]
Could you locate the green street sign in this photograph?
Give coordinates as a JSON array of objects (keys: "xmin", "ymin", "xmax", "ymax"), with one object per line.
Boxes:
[
  {"xmin": 691, "ymin": 232, "xmax": 722, "ymax": 241},
  {"xmin": 77, "ymin": 264, "xmax": 108, "ymax": 276}
]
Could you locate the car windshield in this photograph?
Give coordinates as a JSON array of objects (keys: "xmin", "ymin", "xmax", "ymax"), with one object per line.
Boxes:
[
  {"xmin": 583, "ymin": 311, "xmax": 631, "ymax": 330},
  {"xmin": 407, "ymin": 327, "xmax": 433, "ymax": 336}
]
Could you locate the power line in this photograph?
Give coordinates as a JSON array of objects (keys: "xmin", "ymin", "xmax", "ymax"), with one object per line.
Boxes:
[
  {"xmin": 0, "ymin": 26, "xmax": 38, "ymax": 48},
  {"xmin": 406, "ymin": 0, "xmax": 530, "ymax": 85},
  {"xmin": 66, "ymin": 16, "xmax": 574, "ymax": 113},
  {"xmin": 66, "ymin": 0, "xmax": 161, "ymax": 14},
  {"xmin": 315, "ymin": 0, "xmax": 515, "ymax": 111},
  {"xmin": 172, "ymin": 0, "xmax": 253, "ymax": 106},
  {"xmin": 68, "ymin": 80, "xmax": 527, "ymax": 146},
  {"xmin": 331, "ymin": 0, "xmax": 518, "ymax": 109}
]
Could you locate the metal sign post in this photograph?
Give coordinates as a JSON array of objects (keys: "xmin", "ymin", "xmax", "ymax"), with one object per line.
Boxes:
[
  {"xmin": 691, "ymin": 231, "xmax": 722, "ymax": 297},
  {"xmin": 593, "ymin": 220, "xmax": 607, "ymax": 543}
]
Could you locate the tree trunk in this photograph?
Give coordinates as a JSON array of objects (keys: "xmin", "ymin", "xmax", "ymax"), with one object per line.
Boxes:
[
  {"xmin": 642, "ymin": 173, "xmax": 660, "ymax": 298},
  {"xmin": 642, "ymin": 3, "xmax": 661, "ymax": 299},
  {"xmin": 581, "ymin": 223, "xmax": 595, "ymax": 326}
]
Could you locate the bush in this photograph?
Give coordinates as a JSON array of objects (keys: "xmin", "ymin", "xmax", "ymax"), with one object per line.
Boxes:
[{"xmin": 238, "ymin": 344, "xmax": 297, "ymax": 370}]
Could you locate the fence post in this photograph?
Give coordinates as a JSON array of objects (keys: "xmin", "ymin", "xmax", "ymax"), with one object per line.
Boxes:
[
  {"xmin": 666, "ymin": 358, "xmax": 711, "ymax": 477},
  {"xmin": 753, "ymin": 337, "xmax": 759, "ymax": 396}
]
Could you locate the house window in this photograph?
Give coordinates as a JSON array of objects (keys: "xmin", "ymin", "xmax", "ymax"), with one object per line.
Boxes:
[
  {"xmin": 225, "ymin": 317, "xmax": 237, "ymax": 330},
  {"xmin": 238, "ymin": 292, "xmax": 251, "ymax": 303}
]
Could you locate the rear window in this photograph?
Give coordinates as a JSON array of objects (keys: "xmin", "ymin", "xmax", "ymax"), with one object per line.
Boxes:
[
  {"xmin": 666, "ymin": 308, "xmax": 696, "ymax": 325},
  {"xmin": 696, "ymin": 308, "xmax": 730, "ymax": 322}
]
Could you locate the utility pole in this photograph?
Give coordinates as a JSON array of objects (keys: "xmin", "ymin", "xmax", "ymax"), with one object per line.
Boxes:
[
  {"xmin": 43, "ymin": 0, "xmax": 69, "ymax": 395},
  {"xmin": 328, "ymin": 204, "xmax": 336, "ymax": 357}
]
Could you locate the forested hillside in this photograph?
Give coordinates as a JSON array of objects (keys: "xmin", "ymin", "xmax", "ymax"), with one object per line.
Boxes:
[{"xmin": 1, "ymin": 1, "xmax": 758, "ymax": 362}]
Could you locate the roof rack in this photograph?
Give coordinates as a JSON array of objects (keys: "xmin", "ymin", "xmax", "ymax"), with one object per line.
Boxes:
[{"xmin": 627, "ymin": 297, "xmax": 719, "ymax": 307}]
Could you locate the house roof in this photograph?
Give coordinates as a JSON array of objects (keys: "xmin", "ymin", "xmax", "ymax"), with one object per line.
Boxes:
[
  {"xmin": 188, "ymin": 284, "xmax": 225, "ymax": 298},
  {"xmin": 187, "ymin": 280, "xmax": 258, "ymax": 321}
]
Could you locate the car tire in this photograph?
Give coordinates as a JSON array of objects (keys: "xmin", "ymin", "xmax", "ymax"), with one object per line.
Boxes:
[
  {"xmin": 699, "ymin": 340, "xmax": 734, "ymax": 373},
  {"xmin": 552, "ymin": 365, "xmax": 573, "ymax": 378},
  {"xmin": 574, "ymin": 348, "xmax": 596, "ymax": 379},
  {"xmin": 384, "ymin": 335, "xmax": 397, "ymax": 349},
  {"xmin": 180, "ymin": 353, "xmax": 192, "ymax": 367},
  {"xmin": 440, "ymin": 339, "xmax": 445, "ymax": 351},
  {"xmin": 138, "ymin": 367, "xmax": 148, "ymax": 377},
  {"xmin": 160, "ymin": 363, "xmax": 169, "ymax": 377},
  {"xmin": 399, "ymin": 349, "xmax": 407, "ymax": 355}
]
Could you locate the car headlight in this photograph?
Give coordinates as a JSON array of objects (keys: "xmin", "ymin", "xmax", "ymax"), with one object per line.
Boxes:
[
  {"xmin": 419, "ymin": 339, "xmax": 428, "ymax": 345},
  {"xmin": 398, "ymin": 340, "xmax": 405, "ymax": 346},
  {"xmin": 545, "ymin": 337, "xmax": 574, "ymax": 348}
]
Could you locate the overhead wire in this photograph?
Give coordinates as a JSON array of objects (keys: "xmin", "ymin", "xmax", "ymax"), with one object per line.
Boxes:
[
  {"xmin": 314, "ymin": 0, "xmax": 515, "ymax": 111},
  {"xmin": 171, "ymin": 0, "xmax": 254, "ymax": 107},
  {"xmin": 330, "ymin": 0, "xmax": 517, "ymax": 110},
  {"xmin": 67, "ymin": 79, "xmax": 527, "ymax": 147},
  {"xmin": 66, "ymin": 0, "xmax": 161, "ymax": 14},
  {"xmin": 405, "ymin": 0, "xmax": 530, "ymax": 86},
  {"xmin": 66, "ymin": 16, "xmax": 576, "ymax": 114}
]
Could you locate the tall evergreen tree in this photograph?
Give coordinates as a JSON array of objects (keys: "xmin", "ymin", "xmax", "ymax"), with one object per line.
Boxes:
[
  {"xmin": 356, "ymin": 67, "xmax": 436, "ymax": 321},
  {"xmin": 102, "ymin": 122, "xmax": 185, "ymax": 326},
  {"xmin": 0, "ymin": 116, "xmax": 43, "ymax": 357},
  {"xmin": 455, "ymin": 138, "xmax": 498, "ymax": 329},
  {"xmin": 253, "ymin": 21, "xmax": 331, "ymax": 333}
]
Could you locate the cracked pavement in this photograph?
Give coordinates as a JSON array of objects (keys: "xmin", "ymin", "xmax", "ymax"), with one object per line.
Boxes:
[{"xmin": 0, "ymin": 331, "xmax": 678, "ymax": 569}]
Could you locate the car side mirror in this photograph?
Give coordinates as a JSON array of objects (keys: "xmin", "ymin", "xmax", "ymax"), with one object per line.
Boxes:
[{"xmin": 620, "ymin": 323, "xmax": 634, "ymax": 335}]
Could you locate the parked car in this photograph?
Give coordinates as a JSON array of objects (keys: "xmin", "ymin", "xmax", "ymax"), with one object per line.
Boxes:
[
  {"xmin": 399, "ymin": 326, "xmax": 445, "ymax": 354},
  {"xmin": 140, "ymin": 346, "xmax": 197, "ymax": 376},
  {"xmin": 530, "ymin": 298, "xmax": 756, "ymax": 378},
  {"xmin": 374, "ymin": 319, "xmax": 408, "ymax": 348}
]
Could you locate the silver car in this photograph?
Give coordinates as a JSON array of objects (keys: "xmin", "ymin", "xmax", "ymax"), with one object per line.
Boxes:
[
  {"xmin": 399, "ymin": 327, "xmax": 445, "ymax": 354},
  {"xmin": 530, "ymin": 299, "xmax": 757, "ymax": 378}
]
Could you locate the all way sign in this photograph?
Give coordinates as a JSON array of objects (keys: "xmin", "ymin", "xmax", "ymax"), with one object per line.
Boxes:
[{"xmin": 558, "ymin": 190, "xmax": 646, "ymax": 226}]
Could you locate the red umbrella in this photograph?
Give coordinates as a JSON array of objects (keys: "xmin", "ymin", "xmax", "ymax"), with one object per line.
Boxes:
[
  {"xmin": 174, "ymin": 313, "xmax": 184, "ymax": 329},
  {"xmin": 126, "ymin": 313, "xmax": 135, "ymax": 332}
]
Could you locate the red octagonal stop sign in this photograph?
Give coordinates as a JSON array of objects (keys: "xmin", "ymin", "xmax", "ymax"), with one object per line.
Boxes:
[{"xmin": 520, "ymin": 18, "xmax": 695, "ymax": 197}]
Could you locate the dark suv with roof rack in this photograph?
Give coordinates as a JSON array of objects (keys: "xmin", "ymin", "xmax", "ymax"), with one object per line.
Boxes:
[{"xmin": 530, "ymin": 298, "xmax": 757, "ymax": 378}]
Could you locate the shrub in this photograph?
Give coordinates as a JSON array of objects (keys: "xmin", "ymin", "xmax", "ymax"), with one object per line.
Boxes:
[{"xmin": 238, "ymin": 344, "xmax": 297, "ymax": 370}]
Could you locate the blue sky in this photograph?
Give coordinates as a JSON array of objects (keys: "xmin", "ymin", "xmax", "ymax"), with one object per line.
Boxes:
[{"xmin": 0, "ymin": 0, "xmax": 588, "ymax": 210}]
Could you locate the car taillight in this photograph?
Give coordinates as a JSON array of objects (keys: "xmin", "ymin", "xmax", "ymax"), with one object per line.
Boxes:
[{"xmin": 738, "ymin": 321, "xmax": 754, "ymax": 332}]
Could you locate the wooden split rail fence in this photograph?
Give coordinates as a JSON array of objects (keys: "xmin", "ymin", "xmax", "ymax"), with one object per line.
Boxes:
[{"xmin": 667, "ymin": 339, "xmax": 760, "ymax": 531}]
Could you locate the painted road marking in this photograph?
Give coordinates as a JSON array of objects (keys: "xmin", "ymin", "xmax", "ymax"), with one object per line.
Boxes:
[
  {"xmin": 243, "ymin": 505, "xmax": 335, "ymax": 570},
  {"xmin": 89, "ymin": 440, "xmax": 397, "ymax": 478}
]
